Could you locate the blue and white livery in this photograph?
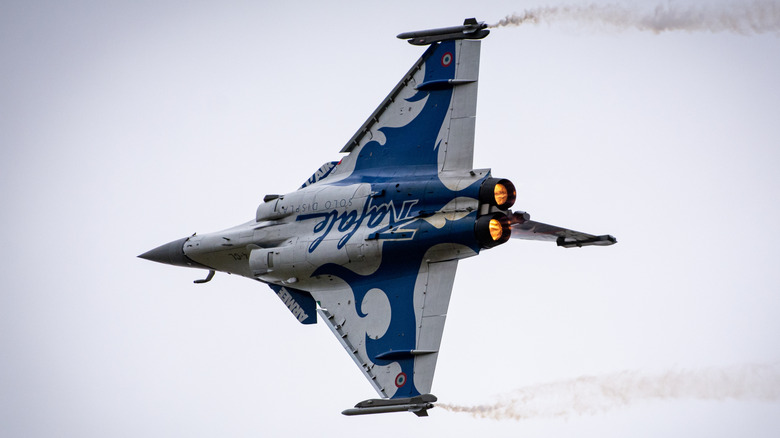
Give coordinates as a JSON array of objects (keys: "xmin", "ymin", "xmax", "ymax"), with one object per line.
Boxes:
[{"xmin": 139, "ymin": 19, "xmax": 616, "ymax": 417}]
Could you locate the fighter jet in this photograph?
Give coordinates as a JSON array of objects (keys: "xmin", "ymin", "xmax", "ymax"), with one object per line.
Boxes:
[{"xmin": 139, "ymin": 18, "xmax": 616, "ymax": 417}]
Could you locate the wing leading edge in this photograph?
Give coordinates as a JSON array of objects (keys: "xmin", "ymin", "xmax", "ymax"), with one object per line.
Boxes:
[{"xmin": 312, "ymin": 38, "xmax": 481, "ymax": 188}]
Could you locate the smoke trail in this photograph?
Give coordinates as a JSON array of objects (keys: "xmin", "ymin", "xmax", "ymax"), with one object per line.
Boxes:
[
  {"xmin": 439, "ymin": 363, "xmax": 780, "ymax": 420},
  {"xmin": 491, "ymin": 1, "xmax": 780, "ymax": 35}
]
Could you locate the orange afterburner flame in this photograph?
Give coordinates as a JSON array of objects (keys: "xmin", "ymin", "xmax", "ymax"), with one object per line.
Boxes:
[
  {"xmin": 479, "ymin": 178, "xmax": 516, "ymax": 210},
  {"xmin": 494, "ymin": 183, "xmax": 508, "ymax": 206},
  {"xmin": 476, "ymin": 213, "xmax": 511, "ymax": 248},
  {"xmin": 489, "ymin": 218, "xmax": 503, "ymax": 241}
]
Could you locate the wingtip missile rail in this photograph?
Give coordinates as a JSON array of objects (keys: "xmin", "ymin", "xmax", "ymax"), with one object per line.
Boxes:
[
  {"xmin": 341, "ymin": 394, "xmax": 437, "ymax": 417},
  {"xmin": 397, "ymin": 17, "xmax": 489, "ymax": 45}
]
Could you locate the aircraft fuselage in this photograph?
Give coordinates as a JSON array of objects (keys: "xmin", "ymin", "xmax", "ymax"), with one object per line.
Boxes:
[{"xmin": 158, "ymin": 169, "xmax": 504, "ymax": 291}]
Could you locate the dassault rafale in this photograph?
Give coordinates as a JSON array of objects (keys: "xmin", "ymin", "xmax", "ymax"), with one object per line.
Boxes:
[{"xmin": 139, "ymin": 18, "xmax": 616, "ymax": 417}]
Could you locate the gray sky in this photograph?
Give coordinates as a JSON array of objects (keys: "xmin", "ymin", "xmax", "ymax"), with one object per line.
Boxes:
[{"xmin": 2, "ymin": 1, "xmax": 779, "ymax": 437}]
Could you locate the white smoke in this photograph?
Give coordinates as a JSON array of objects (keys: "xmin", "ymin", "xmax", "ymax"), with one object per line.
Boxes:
[
  {"xmin": 491, "ymin": 1, "xmax": 780, "ymax": 35},
  {"xmin": 439, "ymin": 363, "xmax": 780, "ymax": 420}
]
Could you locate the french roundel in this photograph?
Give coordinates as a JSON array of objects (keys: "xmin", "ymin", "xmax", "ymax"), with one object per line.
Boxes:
[
  {"xmin": 441, "ymin": 52, "xmax": 453, "ymax": 67},
  {"xmin": 395, "ymin": 372, "xmax": 407, "ymax": 387}
]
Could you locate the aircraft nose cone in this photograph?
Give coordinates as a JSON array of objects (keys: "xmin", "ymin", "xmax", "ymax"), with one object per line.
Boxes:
[{"xmin": 138, "ymin": 237, "xmax": 194, "ymax": 268}]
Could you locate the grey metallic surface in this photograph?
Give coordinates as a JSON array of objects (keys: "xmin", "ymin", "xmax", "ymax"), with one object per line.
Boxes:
[
  {"xmin": 342, "ymin": 394, "xmax": 437, "ymax": 416},
  {"xmin": 404, "ymin": 30, "xmax": 489, "ymax": 46},
  {"xmin": 137, "ymin": 237, "xmax": 206, "ymax": 269},
  {"xmin": 396, "ymin": 18, "xmax": 486, "ymax": 39}
]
